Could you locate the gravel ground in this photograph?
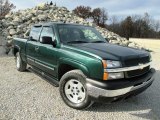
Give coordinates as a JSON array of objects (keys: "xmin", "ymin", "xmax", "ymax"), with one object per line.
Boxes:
[
  {"xmin": 0, "ymin": 40, "xmax": 160, "ymax": 120},
  {"xmin": 0, "ymin": 35, "xmax": 7, "ymax": 56}
]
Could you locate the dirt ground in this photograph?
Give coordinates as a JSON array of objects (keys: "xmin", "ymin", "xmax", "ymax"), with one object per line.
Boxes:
[{"xmin": 0, "ymin": 39, "xmax": 160, "ymax": 120}]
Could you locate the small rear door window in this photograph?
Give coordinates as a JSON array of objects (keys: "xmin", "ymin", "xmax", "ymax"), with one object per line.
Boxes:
[
  {"xmin": 40, "ymin": 27, "xmax": 55, "ymax": 42},
  {"xmin": 30, "ymin": 26, "xmax": 42, "ymax": 41}
]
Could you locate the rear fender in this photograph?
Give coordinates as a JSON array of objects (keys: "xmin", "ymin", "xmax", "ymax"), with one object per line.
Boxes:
[{"xmin": 13, "ymin": 45, "xmax": 21, "ymax": 56}]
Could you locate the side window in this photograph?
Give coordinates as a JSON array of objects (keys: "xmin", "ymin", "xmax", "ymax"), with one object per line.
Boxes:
[
  {"xmin": 40, "ymin": 27, "xmax": 54, "ymax": 42},
  {"xmin": 30, "ymin": 26, "xmax": 42, "ymax": 41}
]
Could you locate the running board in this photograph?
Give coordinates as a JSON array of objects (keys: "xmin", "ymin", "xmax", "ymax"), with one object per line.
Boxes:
[{"xmin": 28, "ymin": 67, "xmax": 59, "ymax": 87}]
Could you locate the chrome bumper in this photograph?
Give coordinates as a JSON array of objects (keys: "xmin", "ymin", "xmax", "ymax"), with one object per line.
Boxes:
[{"xmin": 86, "ymin": 75, "xmax": 154, "ymax": 98}]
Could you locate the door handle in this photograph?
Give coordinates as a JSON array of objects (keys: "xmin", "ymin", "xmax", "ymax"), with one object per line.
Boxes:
[{"xmin": 35, "ymin": 46, "xmax": 39, "ymax": 51}]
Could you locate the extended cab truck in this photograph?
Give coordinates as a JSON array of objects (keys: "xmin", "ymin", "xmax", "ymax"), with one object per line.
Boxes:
[{"xmin": 13, "ymin": 22, "xmax": 155, "ymax": 109}]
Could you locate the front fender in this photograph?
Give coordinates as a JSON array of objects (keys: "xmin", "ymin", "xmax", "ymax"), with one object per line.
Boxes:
[{"xmin": 58, "ymin": 57, "xmax": 90, "ymax": 77}]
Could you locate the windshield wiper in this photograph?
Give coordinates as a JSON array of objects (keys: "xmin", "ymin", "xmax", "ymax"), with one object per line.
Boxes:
[
  {"xmin": 67, "ymin": 41, "xmax": 89, "ymax": 44},
  {"xmin": 91, "ymin": 41, "xmax": 106, "ymax": 43}
]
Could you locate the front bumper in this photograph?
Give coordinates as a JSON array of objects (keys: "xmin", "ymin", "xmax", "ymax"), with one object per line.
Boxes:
[{"xmin": 86, "ymin": 68, "xmax": 155, "ymax": 103}]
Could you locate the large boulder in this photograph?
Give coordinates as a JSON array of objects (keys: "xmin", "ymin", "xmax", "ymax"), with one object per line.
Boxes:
[{"xmin": 9, "ymin": 29, "xmax": 16, "ymax": 35}]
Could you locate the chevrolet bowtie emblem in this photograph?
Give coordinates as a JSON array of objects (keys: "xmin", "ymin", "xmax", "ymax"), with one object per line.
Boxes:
[{"xmin": 138, "ymin": 63, "xmax": 144, "ymax": 70}]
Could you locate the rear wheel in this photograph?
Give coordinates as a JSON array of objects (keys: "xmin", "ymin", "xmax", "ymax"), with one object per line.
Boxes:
[
  {"xmin": 59, "ymin": 70, "xmax": 93, "ymax": 110},
  {"xmin": 16, "ymin": 52, "xmax": 27, "ymax": 72}
]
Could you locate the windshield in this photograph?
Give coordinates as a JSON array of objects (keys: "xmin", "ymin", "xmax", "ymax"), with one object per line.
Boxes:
[{"xmin": 57, "ymin": 24, "xmax": 107, "ymax": 44}]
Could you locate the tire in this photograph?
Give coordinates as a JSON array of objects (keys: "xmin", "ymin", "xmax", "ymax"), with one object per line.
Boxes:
[
  {"xmin": 15, "ymin": 52, "xmax": 27, "ymax": 72},
  {"xmin": 59, "ymin": 70, "xmax": 93, "ymax": 110}
]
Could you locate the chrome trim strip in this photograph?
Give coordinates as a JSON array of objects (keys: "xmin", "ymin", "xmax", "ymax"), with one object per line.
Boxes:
[
  {"xmin": 105, "ymin": 62, "xmax": 151, "ymax": 73},
  {"xmin": 27, "ymin": 57, "xmax": 55, "ymax": 71},
  {"xmin": 27, "ymin": 57, "xmax": 34, "ymax": 62},
  {"xmin": 35, "ymin": 61, "xmax": 55, "ymax": 71},
  {"xmin": 86, "ymin": 76, "xmax": 154, "ymax": 97}
]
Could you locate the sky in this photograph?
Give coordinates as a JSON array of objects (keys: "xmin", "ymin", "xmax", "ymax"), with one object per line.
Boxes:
[{"xmin": 10, "ymin": 0, "xmax": 160, "ymax": 21}]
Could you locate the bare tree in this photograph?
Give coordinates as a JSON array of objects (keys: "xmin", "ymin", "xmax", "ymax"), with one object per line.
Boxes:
[
  {"xmin": 92, "ymin": 8, "xmax": 108, "ymax": 27},
  {"xmin": 100, "ymin": 8, "xmax": 108, "ymax": 26},
  {"xmin": 131, "ymin": 14, "xmax": 142, "ymax": 22},
  {"xmin": 143, "ymin": 12, "xmax": 151, "ymax": 26},
  {"xmin": 73, "ymin": 6, "xmax": 91, "ymax": 19},
  {"xmin": 110, "ymin": 15, "xmax": 118, "ymax": 25},
  {"xmin": 92, "ymin": 8, "xmax": 101, "ymax": 25},
  {"xmin": 154, "ymin": 20, "xmax": 160, "ymax": 32},
  {"xmin": 121, "ymin": 16, "xmax": 134, "ymax": 40},
  {"xmin": 0, "ymin": 0, "xmax": 15, "ymax": 19},
  {"xmin": 108, "ymin": 15, "xmax": 119, "ymax": 33}
]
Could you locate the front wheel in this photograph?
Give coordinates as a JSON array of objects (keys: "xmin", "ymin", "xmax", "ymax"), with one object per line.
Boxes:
[
  {"xmin": 59, "ymin": 70, "xmax": 93, "ymax": 110},
  {"xmin": 16, "ymin": 52, "xmax": 27, "ymax": 72}
]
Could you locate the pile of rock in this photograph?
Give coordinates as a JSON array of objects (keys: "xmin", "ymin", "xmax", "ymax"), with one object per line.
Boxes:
[{"xmin": 0, "ymin": 3, "xmax": 143, "ymax": 49}]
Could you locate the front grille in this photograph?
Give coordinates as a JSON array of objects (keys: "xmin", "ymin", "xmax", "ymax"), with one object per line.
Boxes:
[
  {"xmin": 124, "ymin": 56, "xmax": 150, "ymax": 67},
  {"xmin": 125, "ymin": 66, "xmax": 150, "ymax": 78},
  {"xmin": 123, "ymin": 55, "xmax": 150, "ymax": 78}
]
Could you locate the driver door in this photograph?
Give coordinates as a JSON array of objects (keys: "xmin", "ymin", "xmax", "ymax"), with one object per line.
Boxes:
[{"xmin": 36, "ymin": 26, "xmax": 58, "ymax": 78}]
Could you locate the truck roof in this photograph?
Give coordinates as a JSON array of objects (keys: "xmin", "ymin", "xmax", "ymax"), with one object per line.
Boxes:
[{"xmin": 33, "ymin": 22, "xmax": 90, "ymax": 27}]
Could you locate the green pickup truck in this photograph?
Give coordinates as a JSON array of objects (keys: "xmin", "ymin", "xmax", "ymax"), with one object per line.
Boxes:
[{"xmin": 13, "ymin": 22, "xmax": 155, "ymax": 109}]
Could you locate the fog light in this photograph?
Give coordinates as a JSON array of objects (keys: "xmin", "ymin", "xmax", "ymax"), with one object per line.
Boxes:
[{"xmin": 108, "ymin": 72, "xmax": 124, "ymax": 80}]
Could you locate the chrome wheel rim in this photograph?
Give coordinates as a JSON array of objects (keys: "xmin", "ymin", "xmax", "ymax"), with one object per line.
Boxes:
[
  {"xmin": 16, "ymin": 55, "xmax": 20, "ymax": 69},
  {"xmin": 64, "ymin": 79, "xmax": 86, "ymax": 104}
]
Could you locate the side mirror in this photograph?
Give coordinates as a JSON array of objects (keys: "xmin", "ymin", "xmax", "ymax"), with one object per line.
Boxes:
[
  {"xmin": 41, "ymin": 36, "xmax": 57, "ymax": 47},
  {"xmin": 41, "ymin": 36, "xmax": 53, "ymax": 45}
]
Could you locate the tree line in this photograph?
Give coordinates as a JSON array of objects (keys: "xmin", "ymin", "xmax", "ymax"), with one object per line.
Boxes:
[
  {"xmin": 107, "ymin": 13, "xmax": 160, "ymax": 39},
  {"xmin": 73, "ymin": 6, "xmax": 160, "ymax": 39}
]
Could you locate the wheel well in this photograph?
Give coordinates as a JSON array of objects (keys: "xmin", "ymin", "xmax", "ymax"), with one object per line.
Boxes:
[
  {"xmin": 58, "ymin": 64, "xmax": 77, "ymax": 80},
  {"xmin": 13, "ymin": 47, "xmax": 19, "ymax": 56}
]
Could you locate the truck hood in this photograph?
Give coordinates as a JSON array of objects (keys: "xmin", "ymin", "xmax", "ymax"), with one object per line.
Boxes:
[{"xmin": 69, "ymin": 43, "xmax": 149, "ymax": 60}]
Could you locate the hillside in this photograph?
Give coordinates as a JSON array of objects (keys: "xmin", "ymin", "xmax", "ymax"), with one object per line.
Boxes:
[{"xmin": 0, "ymin": 3, "xmax": 143, "ymax": 49}]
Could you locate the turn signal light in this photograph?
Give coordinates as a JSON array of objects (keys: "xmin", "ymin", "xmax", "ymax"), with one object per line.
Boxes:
[{"xmin": 103, "ymin": 72, "xmax": 108, "ymax": 80}]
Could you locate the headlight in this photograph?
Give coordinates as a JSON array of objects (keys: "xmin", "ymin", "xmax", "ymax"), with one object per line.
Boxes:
[
  {"xmin": 102, "ymin": 60, "xmax": 123, "ymax": 80},
  {"xmin": 102, "ymin": 60, "xmax": 121, "ymax": 68}
]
